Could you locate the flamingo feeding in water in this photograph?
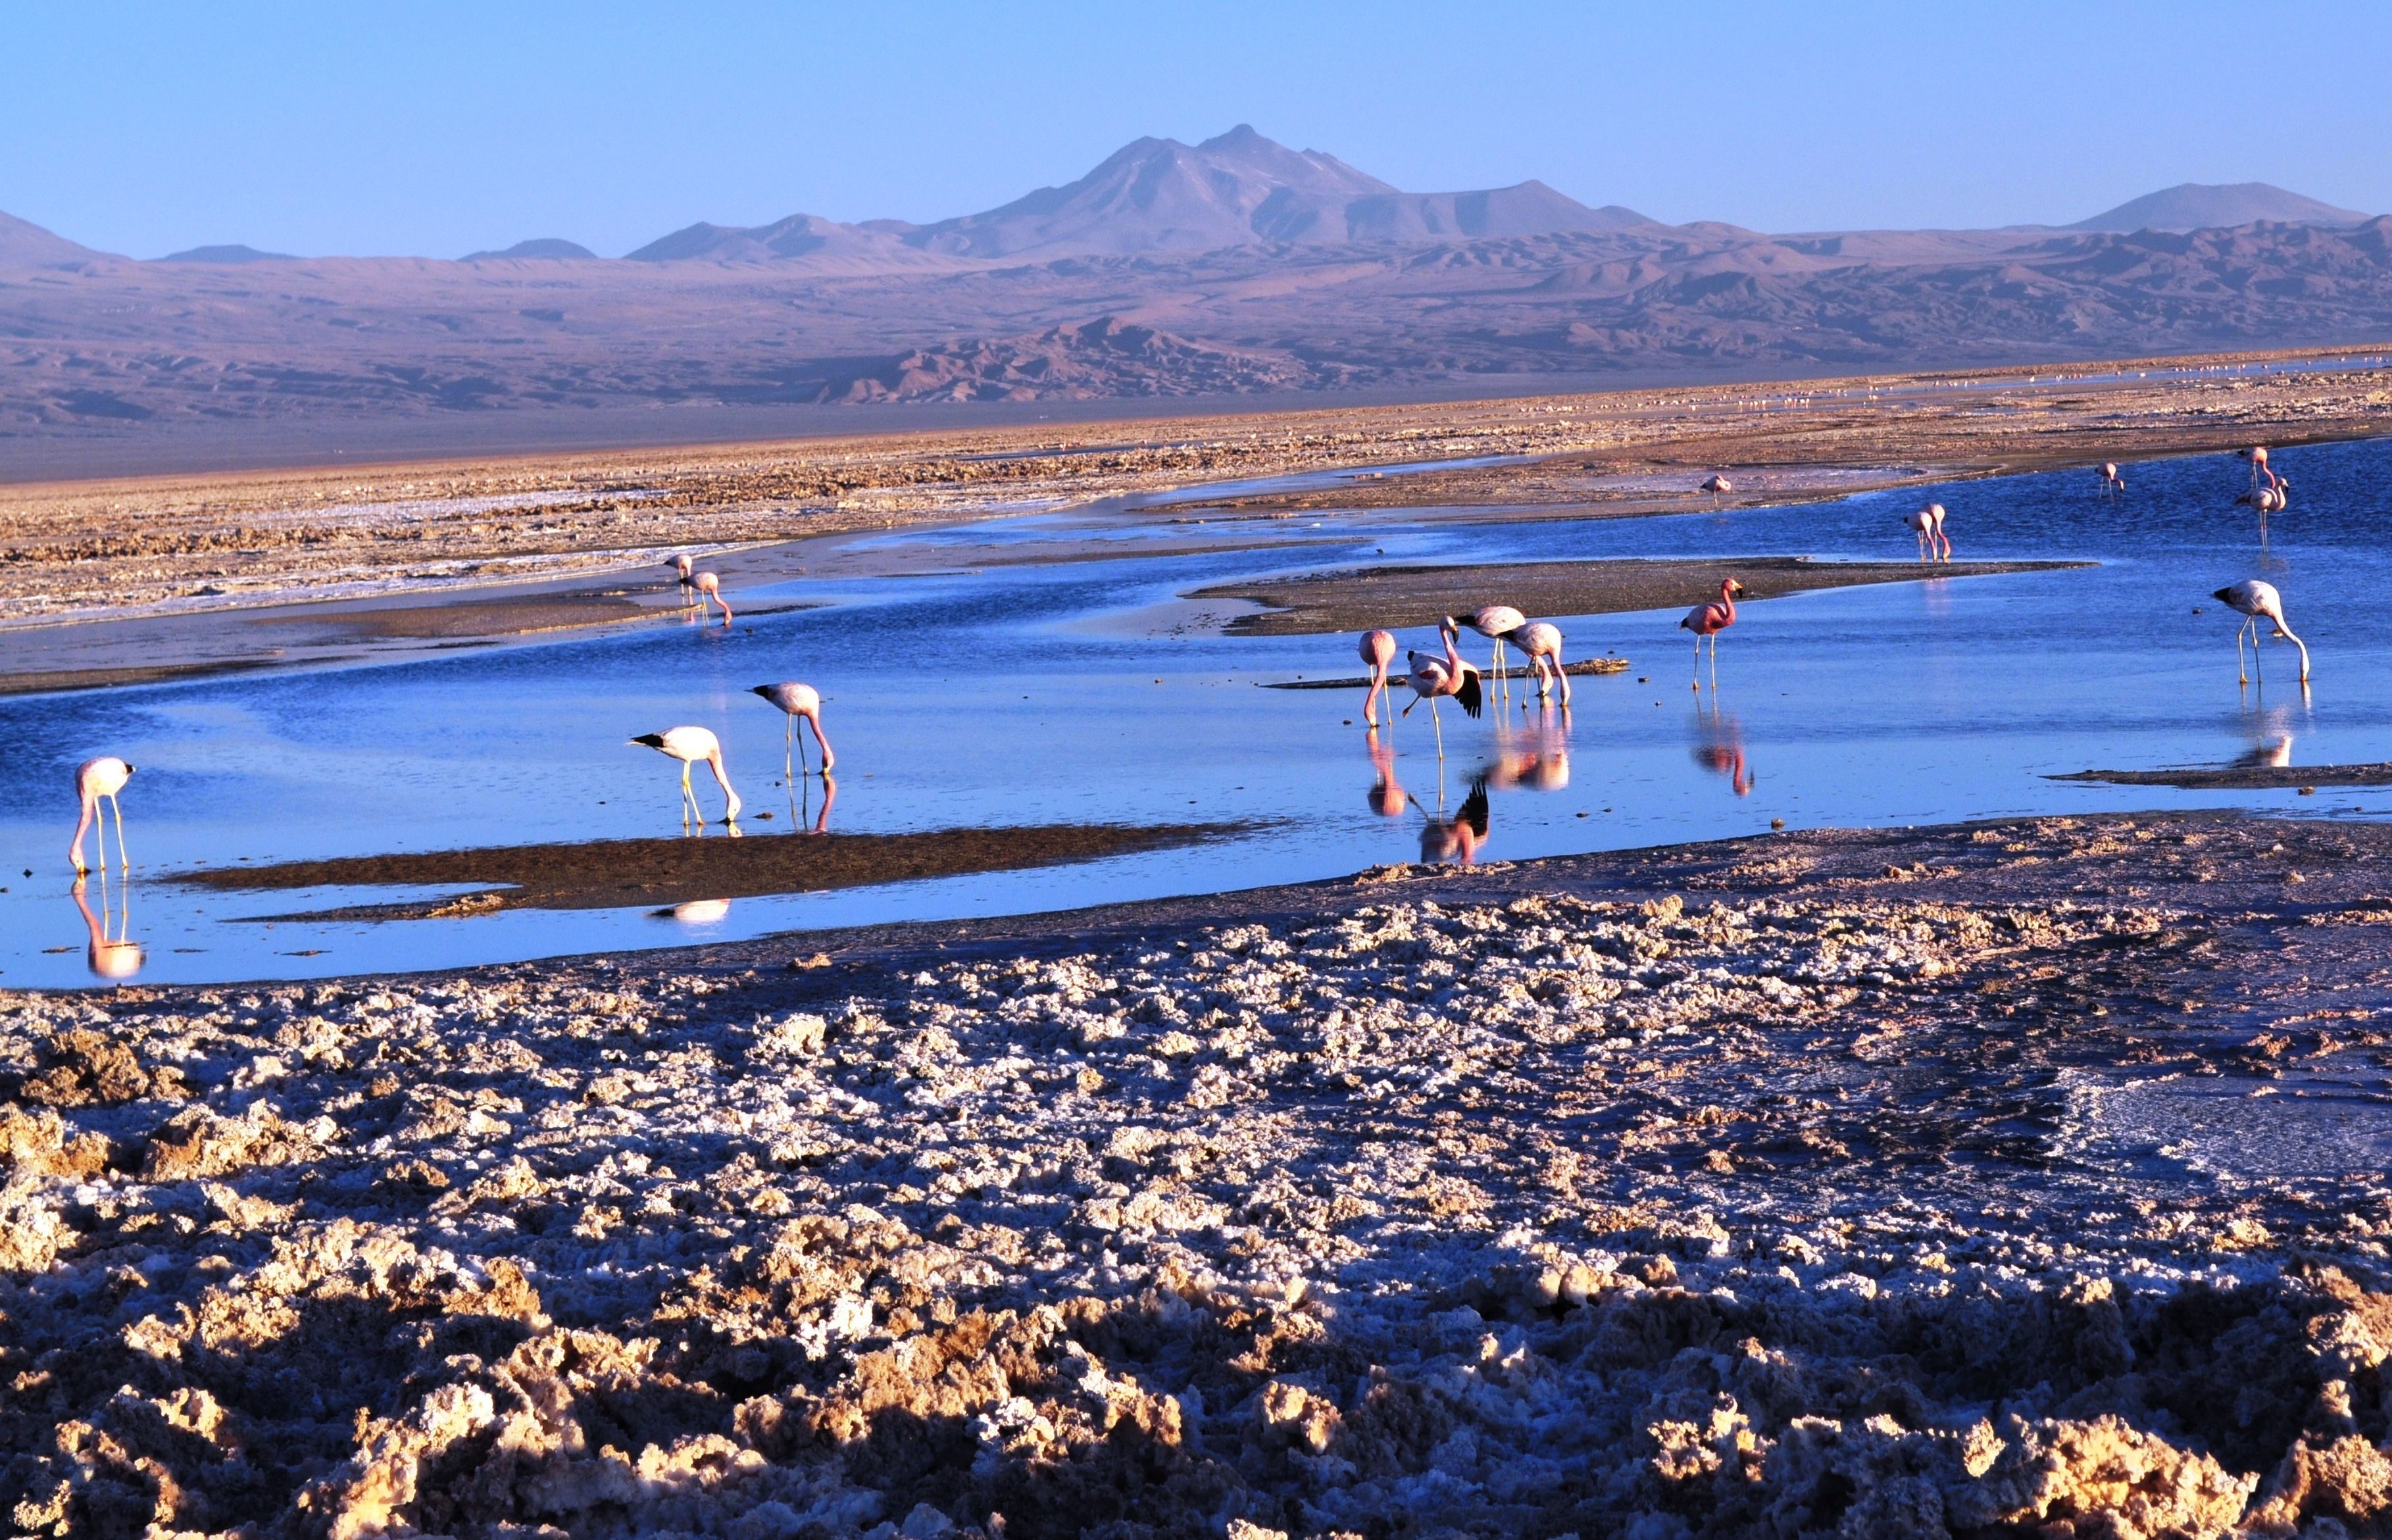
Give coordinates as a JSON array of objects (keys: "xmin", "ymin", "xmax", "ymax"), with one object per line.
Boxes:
[
  {"xmin": 2241, "ymin": 446, "xmax": 2270, "ymax": 487},
  {"xmin": 2213, "ymin": 580, "xmax": 2310, "ymax": 685},
  {"xmin": 1678, "ymin": 578, "xmax": 1746, "ymax": 689},
  {"xmin": 1905, "ymin": 503, "xmax": 1951, "ymax": 563},
  {"xmin": 1450, "ymin": 607, "xmax": 1526, "ymax": 701},
  {"xmin": 69, "ymin": 757, "xmax": 133, "ymax": 874},
  {"xmin": 1401, "ymin": 618, "xmax": 1484, "ymax": 757},
  {"xmin": 667, "ymin": 553, "xmax": 695, "ymax": 607},
  {"xmin": 1509, "ymin": 620, "xmax": 1570, "ymax": 705},
  {"xmin": 2236, "ymin": 472, "xmax": 2291, "ymax": 536},
  {"xmin": 631, "ymin": 727, "xmax": 743, "ymax": 824},
  {"xmin": 2098, "ymin": 462, "xmax": 2126, "ymax": 495},
  {"xmin": 1358, "ymin": 629, "xmax": 1399, "ymax": 727},
  {"xmin": 689, "ymin": 572, "xmax": 732, "ymax": 623},
  {"xmin": 751, "ymin": 682, "xmax": 835, "ymax": 778}
]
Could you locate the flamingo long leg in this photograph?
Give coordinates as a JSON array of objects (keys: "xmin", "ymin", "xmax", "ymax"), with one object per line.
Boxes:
[
  {"xmin": 109, "ymin": 793, "xmax": 129, "ymax": 871},
  {"xmin": 1430, "ymin": 697, "xmax": 1445, "ymax": 759}
]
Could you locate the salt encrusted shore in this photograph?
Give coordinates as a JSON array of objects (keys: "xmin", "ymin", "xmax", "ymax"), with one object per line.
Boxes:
[{"xmin": 7, "ymin": 810, "xmax": 2392, "ymax": 1539}]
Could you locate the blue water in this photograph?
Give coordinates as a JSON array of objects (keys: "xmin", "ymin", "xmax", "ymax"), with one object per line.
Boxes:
[{"xmin": 5, "ymin": 439, "xmax": 2387, "ymax": 988}]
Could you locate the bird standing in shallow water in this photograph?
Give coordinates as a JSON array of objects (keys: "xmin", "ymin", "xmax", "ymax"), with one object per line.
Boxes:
[
  {"xmin": 2098, "ymin": 462, "xmax": 2126, "ymax": 495},
  {"xmin": 667, "ymin": 553, "xmax": 695, "ymax": 608},
  {"xmin": 632, "ymin": 727, "xmax": 742, "ymax": 825},
  {"xmin": 1679, "ymin": 578, "xmax": 1745, "ymax": 689},
  {"xmin": 1401, "ymin": 619, "xmax": 1484, "ymax": 758},
  {"xmin": 751, "ymin": 683, "xmax": 835, "ymax": 780},
  {"xmin": 691, "ymin": 572, "xmax": 732, "ymax": 624},
  {"xmin": 1450, "ymin": 607, "xmax": 1526, "ymax": 704},
  {"xmin": 70, "ymin": 757, "xmax": 133, "ymax": 874},
  {"xmin": 1357, "ymin": 630, "xmax": 1399, "ymax": 727},
  {"xmin": 2213, "ymin": 580, "xmax": 2310, "ymax": 685},
  {"xmin": 1905, "ymin": 503, "xmax": 1951, "ymax": 562},
  {"xmin": 1508, "ymin": 620, "xmax": 1570, "ymax": 705}
]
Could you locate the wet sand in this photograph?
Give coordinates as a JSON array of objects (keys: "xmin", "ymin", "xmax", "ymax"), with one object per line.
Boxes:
[
  {"xmin": 176, "ymin": 822, "xmax": 1233, "ymax": 918},
  {"xmin": 3, "ymin": 347, "xmax": 2383, "ymax": 637},
  {"xmin": 9, "ymin": 810, "xmax": 2392, "ymax": 1538},
  {"xmin": 1197, "ymin": 555, "xmax": 2091, "ymax": 635},
  {"xmin": 2056, "ymin": 761, "xmax": 2392, "ymax": 789}
]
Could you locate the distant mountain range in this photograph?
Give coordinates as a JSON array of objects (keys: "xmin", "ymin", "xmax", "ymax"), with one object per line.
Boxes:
[{"xmin": 1, "ymin": 128, "xmax": 2387, "ymax": 447}]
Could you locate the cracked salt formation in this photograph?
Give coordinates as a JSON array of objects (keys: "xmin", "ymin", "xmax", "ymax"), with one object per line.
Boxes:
[{"xmin": 7, "ymin": 812, "xmax": 2392, "ymax": 1537}]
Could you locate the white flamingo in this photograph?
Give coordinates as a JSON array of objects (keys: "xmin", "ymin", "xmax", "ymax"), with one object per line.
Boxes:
[
  {"xmin": 691, "ymin": 571, "xmax": 732, "ymax": 623},
  {"xmin": 1905, "ymin": 503, "xmax": 1951, "ymax": 562},
  {"xmin": 2213, "ymin": 580, "xmax": 2310, "ymax": 685},
  {"xmin": 1450, "ymin": 606, "xmax": 1526, "ymax": 702},
  {"xmin": 751, "ymin": 683, "xmax": 835, "ymax": 779},
  {"xmin": 2097, "ymin": 462, "xmax": 2126, "ymax": 495},
  {"xmin": 70, "ymin": 757, "xmax": 134, "ymax": 874},
  {"xmin": 1506, "ymin": 620, "xmax": 1570, "ymax": 705},
  {"xmin": 631, "ymin": 727, "xmax": 742, "ymax": 824}
]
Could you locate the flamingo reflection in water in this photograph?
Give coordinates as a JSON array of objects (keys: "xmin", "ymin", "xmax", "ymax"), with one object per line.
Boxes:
[
  {"xmin": 1487, "ymin": 710, "xmax": 1572, "ymax": 794},
  {"xmin": 72, "ymin": 872, "xmax": 143, "ymax": 981},
  {"xmin": 1363, "ymin": 728, "xmax": 1407, "ymax": 818},
  {"xmin": 658, "ymin": 899, "xmax": 732, "ymax": 924},
  {"xmin": 1418, "ymin": 778, "xmax": 1491, "ymax": 866},
  {"xmin": 1691, "ymin": 702, "xmax": 1755, "ymax": 796}
]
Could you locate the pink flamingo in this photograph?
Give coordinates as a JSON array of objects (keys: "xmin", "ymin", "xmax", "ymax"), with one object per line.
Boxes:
[
  {"xmin": 1507, "ymin": 620, "xmax": 1570, "ymax": 705},
  {"xmin": 2235, "ymin": 470, "xmax": 2290, "ymax": 536},
  {"xmin": 1700, "ymin": 474, "xmax": 1733, "ymax": 502},
  {"xmin": 1401, "ymin": 618, "xmax": 1484, "ymax": 757},
  {"xmin": 690, "ymin": 571, "xmax": 732, "ymax": 624},
  {"xmin": 2241, "ymin": 446, "xmax": 2270, "ymax": 487},
  {"xmin": 1678, "ymin": 578, "xmax": 1746, "ymax": 689},
  {"xmin": 666, "ymin": 553, "xmax": 695, "ymax": 607},
  {"xmin": 2213, "ymin": 580, "xmax": 2310, "ymax": 684},
  {"xmin": 1358, "ymin": 629, "xmax": 1399, "ymax": 726},
  {"xmin": 751, "ymin": 682, "xmax": 835, "ymax": 778},
  {"xmin": 70, "ymin": 757, "xmax": 134, "ymax": 874},
  {"xmin": 1905, "ymin": 503, "xmax": 1951, "ymax": 562},
  {"xmin": 2098, "ymin": 462, "xmax": 2125, "ymax": 495}
]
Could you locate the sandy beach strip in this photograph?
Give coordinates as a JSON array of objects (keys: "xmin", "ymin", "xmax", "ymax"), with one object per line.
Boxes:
[{"xmin": 7, "ymin": 809, "xmax": 2392, "ymax": 1537}]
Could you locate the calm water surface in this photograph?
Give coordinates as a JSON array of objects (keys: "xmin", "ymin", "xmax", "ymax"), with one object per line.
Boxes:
[{"xmin": 5, "ymin": 439, "xmax": 2389, "ymax": 989}]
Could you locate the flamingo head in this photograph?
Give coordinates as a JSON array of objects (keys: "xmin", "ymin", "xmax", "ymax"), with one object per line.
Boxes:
[
  {"xmin": 1723, "ymin": 578, "xmax": 1747, "ymax": 599},
  {"xmin": 749, "ymin": 685, "xmax": 776, "ymax": 702}
]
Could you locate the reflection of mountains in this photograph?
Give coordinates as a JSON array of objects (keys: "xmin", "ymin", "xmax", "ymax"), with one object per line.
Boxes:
[{"xmin": 7, "ymin": 127, "xmax": 2391, "ymax": 427}]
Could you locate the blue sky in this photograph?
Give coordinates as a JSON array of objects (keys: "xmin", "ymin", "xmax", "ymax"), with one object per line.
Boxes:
[{"xmin": 9, "ymin": 1, "xmax": 2389, "ymax": 258}]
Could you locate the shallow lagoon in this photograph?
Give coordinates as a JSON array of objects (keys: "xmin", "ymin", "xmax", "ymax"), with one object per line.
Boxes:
[{"xmin": 5, "ymin": 437, "xmax": 2388, "ymax": 988}]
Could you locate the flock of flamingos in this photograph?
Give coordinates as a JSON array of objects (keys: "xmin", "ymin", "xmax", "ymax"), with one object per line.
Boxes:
[{"xmin": 65, "ymin": 444, "xmax": 2316, "ymax": 883}]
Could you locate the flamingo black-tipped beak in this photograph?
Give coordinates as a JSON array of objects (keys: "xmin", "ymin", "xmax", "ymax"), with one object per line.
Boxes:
[
  {"xmin": 2211, "ymin": 588, "xmax": 2235, "ymax": 604},
  {"xmin": 631, "ymin": 734, "xmax": 665, "ymax": 749},
  {"xmin": 750, "ymin": 685, "xmax": 773, "ymax": 699}
]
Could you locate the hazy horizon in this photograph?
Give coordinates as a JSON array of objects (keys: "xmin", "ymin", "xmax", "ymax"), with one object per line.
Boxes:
[{"xmin": 9, "ymin": 1, "xmax": 2391, "ymax": 261}]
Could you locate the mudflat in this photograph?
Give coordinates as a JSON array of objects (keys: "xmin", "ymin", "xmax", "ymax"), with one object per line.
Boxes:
[
  {"xmin": 10, "ymin": 810, "xmax": 2392, "ymax": 1536},
  {"xmin": 2056, "ymin": 760, "xmax": 2392, "ymax": 789},
  {"xmin": 178, "ymin": 822, "xmax": 1232, "ymax": 918},
  {"xmin": 1197, "ymin": 555, "xmax": 2091, "ymax": 635}
]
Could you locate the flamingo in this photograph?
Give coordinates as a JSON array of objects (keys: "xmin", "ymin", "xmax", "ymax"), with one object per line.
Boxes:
[
  {"xmin": 2241, "ymin": 446, "xmax": 2270, "ymax": 487},
  {"xmin": 751, "ymin": 682, "xmax": 835, "ymax": 779},
  {"xmin": 2213, "ymin": 580, "xmax": 2310, "ymax": 685},
  {"xmin": 630, "ymin": 726, "xmax": 743, "ymax": 824},
  {"xmin": 70, "ymin": 757, "xmax": 133, "ymax": 874},
  {"xmin": 2098, "ymin": 462, "xmax": 2126, "ymax": 495},
  {"xmin": 691, "ymin": 571, "xmax": 732, "ymax": 623},
  {"xmin": 1449, "ymin": 607, "xmax": 1526, "ymax": 701},
  {"xmin": 1905, "ymin": 503, "xmax": 1951, "ymax": 563},
  {"xmin": 1678, "ymin": 578, "xmax": 1746, "ymax": 689},
  {"xmin": 1505, "ymin": 620, "xmax": 1570, "ymax": 705},
  {"xmin": 1700, "ymin": 474, "xmax": 1733, "ymax": 502},
  {"xmin": 2237, "ymin": 472, "xmax": 2290, "ymax": 536},
  {"xmin": 1401, "ymin": 618, "xmax": 1484, "ymax": 758},
  {"xmin": 1358, "ymin": 630, "xmax": 1399, "ymax": 727},
  {"xmin": 667, "ymin": 553, "xmax": 696, "ymax": 607}
]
